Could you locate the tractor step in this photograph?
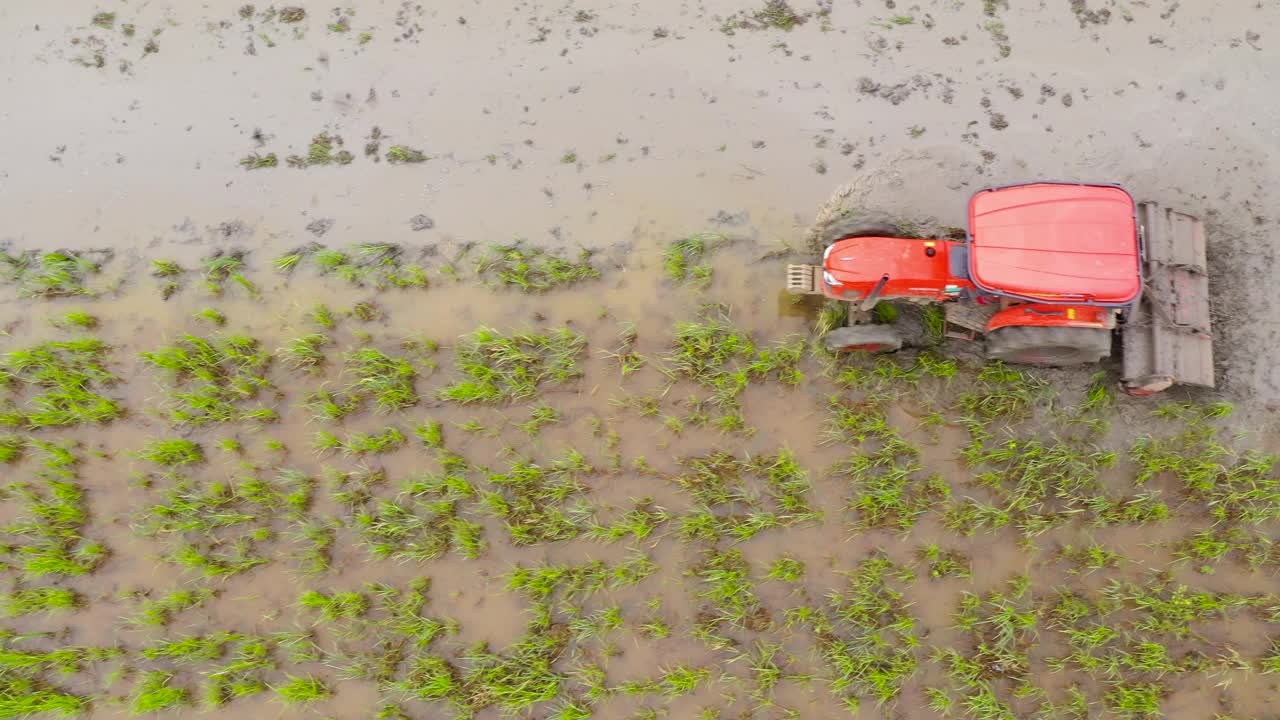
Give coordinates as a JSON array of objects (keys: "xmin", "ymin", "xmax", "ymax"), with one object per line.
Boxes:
[
  {"xmin": 944, "ymin": 302, "xmax": 999, "ymax": 334},
  {"xmin": 1122, "ymin": 202, "xmax": 1215, "ymax": 392},
  {"xmin": 786, "ymin": 264, "xmax": 823, "ymax": 295}
]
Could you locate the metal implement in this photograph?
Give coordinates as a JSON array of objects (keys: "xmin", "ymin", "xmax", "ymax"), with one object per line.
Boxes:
[{"xmin": 1121, "ymin": 202, "xmax": 1215, "ymax": 393}]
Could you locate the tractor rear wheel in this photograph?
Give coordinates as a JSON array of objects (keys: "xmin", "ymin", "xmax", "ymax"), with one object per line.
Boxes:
[
  {"xmin": 984, "ymin": 326, "xmax": 1112, "ymax": 366},
  {"xmin": 821, "ymin": 215, "xmax": 905, "ymax": 245},
  {"xmin": 823, "ymin": 326, "xmax": 904, "ymax": 354}
]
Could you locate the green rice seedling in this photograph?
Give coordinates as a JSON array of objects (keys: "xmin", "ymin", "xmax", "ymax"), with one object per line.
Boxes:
[
  {"xmin": 820, "ymin": 556, "xmax": 919, "ymax": 707},
  {"xmin": 239, "ymin": 152, "xmax": 278, "ymax": 169},
  {"xmin": 520, "ymin": 402, "xmax": 561, "ymax": 435},
  {"xmin": 695, "ymin": 549, "xmax": 760, "ymax": 630},
  {"xmin": 278, "ymin": 334, "xmax": 330, "ymax": 370},
  {"xmin": 386, "ymin": 145, "xmax": 428, "ymax": 163},
  {"xmin": 169, "ymin": 543, "xmax": 267, "ymax": 578},
  {"xmin": 601, "ymin": 321, "xmax": 646, "ymax": 377},
  {"xmin": 917, "ymin": 544, "xmax": 971, "ymax": 579},
  {"xmin": 0, "ymin": 434, "xmax": 24, "ymax": 463},
  {"xmin": 0, "ymin": 680, "xmax": 87, "ymax": 717},
  {"xmin": 663, "ymin": 234, "xmax": 722, "ymax": 285},
  {"xmin": 136, "ymin": 438, "xmax": 203, "ymax": 467},
  {"xmin": 0, "ymin": 587, "xmax": 80, "ymax": 616},
  {"xmin": 474, "ymin": 243, "xmax": 599, "ymax": 292},
  {"xmin": 287, "ymin": 132, "xmax": 354, "ymax": 167},
  {"xmin": 413, "ymin": 419, "xmax": 444, "ymax": 449},
  {"xmin": 341, "ymin": 427, "xmax": 405, "ymax": 455},
  {"xmin": 439, "ymin": 327, "xmax": 586, "ymax": 404},
  {"xmin": 351, "ymin": 300, "xmax": 384, "ymax": 322},
  {"xmin": 310, "ymin": 303, "xmax": 336, "ymax": 328},
  {"xmin": 142, "ymin": 632, "xmax": 237, "ymax": 664},
  {"xmin": 1101, "ymin": 579, "xmax": 1249, "ymax": 638},
  {"xmin": 299, "ymin": 590, "xmax": 369, "ymax": 622},
  {"xmin": 922, "ymin": 305, "xmax": 946, "ymax": 344},
  {"xmin": 1058, "ymin": 542, "xmax": 1124, "ymax": 573},
  {"xmin": 957, "ymin": 362, "xmax": 1049, "ymax": 422},
  {"xmin": 275, "ymin": 675, "xmax": 331, "ymax": 704},
  {"xmin": 383, "ymin": 654, "xmax": 461, "ymax": 704},
  {"xmin": 123, "ymin": 588, "xmax": 216, "ymax": 627},
  {"xmin": 458, "ymin": 631, "xmax": 567, "ymax": 713},
  {"xmin": 0, "ymin": 249, "xmax": 102, "ymax": 297},
  {"xmin": 141, "ymin": 333, "xmax": 276, "ymax": 425},
  {"xmin": 873, "ymin": 302, "xmax": 898, "ymax": 324},
  {"xmin": 131, "ymin": 671, "xmax": 190, "ymax": 714},
  {"xmin": 1104, "ymin": 681, "xmax": 1164, "ymax": 719},
  {"xmin": 345, "ymin": 347, "xmax": 418, "ymax": 411},
  {"xmin": 569, "ymin": 606, "xmax": 624, "ymax": 643},
  {"xmin": 151, "ymin": 259, "xmax": 183, "ymax": 278},
  {"xmin": 303, "ymin": 388, "xmax": 361, "ymax": 422},
  {"xmin": 195, "ymin": 308, "xmax": 227, "ymax": 326},
  {"xmin": 589, "ymin": 500, "xmax": 672, "ymax": 543},
  {"xmin": 766, "ymin": 556, "xmax": 805, "ymax": 583},
  {"xmin": 202, "ymin": 252, "xmax": 256, "ymax": 297},
  {"xmin": 52, "ymin": 311, "xmax": 98, "ymax": 330},
  {"xmin": 1, "ymin": 337, "xmax": 123, "ymax": 428},
  {"xmin": 204, "ymin": 636, "xmax": 274, "ymax": 706}
]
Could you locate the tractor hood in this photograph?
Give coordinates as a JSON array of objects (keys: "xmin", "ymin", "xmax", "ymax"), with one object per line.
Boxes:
[{"xmin": 968, "ymin": 183, "xmax": 1141, "ymax": 305}]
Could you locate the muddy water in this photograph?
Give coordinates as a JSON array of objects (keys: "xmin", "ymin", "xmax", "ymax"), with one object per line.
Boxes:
[{"xmin": 2, "ymin": 2, "xmax": 1280, "ymax": 718}]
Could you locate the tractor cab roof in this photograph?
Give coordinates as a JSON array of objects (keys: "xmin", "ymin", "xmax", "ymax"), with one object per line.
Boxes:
[{"xmin": 968, "ymin": 183, "xmax": 1141, "ymax": 305}]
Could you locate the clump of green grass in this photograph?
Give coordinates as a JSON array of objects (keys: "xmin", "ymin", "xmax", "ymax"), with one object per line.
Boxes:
[
  {"xmin": 151, "ymin": 259, "xmax": 185, "ymax": 299},
  {"xmin": 239, "ymin": 153, "xmax": 278, "ymax": 169},
  {"xmin": 917, "ymin": 544, "xmax": 971, "ymax": 579},
  {"xmin": 0, "ymin": 337, "xmax": 124, "ymax": 428},
  {"xmin": 817, "ymin": 556, "xmax": 919, "ymax": 707},
  {"xmin": 276, "ymin": 243, "xmax": 428, "ymax": 289},
  {"xmin": 52, "ymin": 311, "xmax": 98, "ymax": 330},
  {"xmin": 439, "ymin": 327, "xmax": 586, "ymax": 404},
  {"xmin": 345, "ymin": 348, "xmax": 419, "ymax": 411},
  {"xmin": 131, "ymin": 672, "xmax": 189, "ymax": 714},
  {"xmin": 314, "ymin": 426, "xmax": 405, "ymax": 456},
  {"xmin": 765, "ymin": 556, "xmax": 805, "ymax": 583},
  {"xmin": 123, "ymin": 588, "xmax": 216, "ymax": 627},
  {"xmin": 662, "ymin": 234, "xmax": 722, "ymax": 286},
  {"xmin": 278, "ymin": 334, "xmax": 330, "ymax": 371},
  {"xmin": 275, "ymin": 675, "xmax": 331, "ymax": 704},
  {"xmin": 196, "ymin": 252, "xmax": 257, "ymax": 298},
  {"xmin": 288, "ymin": 132, "xmax": 354, "ymax": 167},
  {"xmin": 474, "ymin": 243, "xmax": 599, "ymax": 292},
  {"xmin": 136, "ymin": 438, "xmax": 204, "ymax": 467},
  {"xmin": 0, "ymin": 434, "xmax": 25, "ymax": 463},
  {"xmin": 1, "ymin": 587, "xmax": 80, "ymax": 616},
  {"xmin": 519, "ymin": 403, "xmax": 561, "ymax": 435},
  {"xmin": 0, "ymin": 249, "xmax": 103, "ymax": 298},
  {"xmin": 3, "ymin": 441, "xmax": 108, "ymax": 578},
  {"xmin": 141, "ymin": 333, "xmax": 276, "ymax": 424},
  {"xmin": 478, "ymin": 448, "xmax": 595, "ymax": 546},
  {"xmin": 386, "ymin": 145, "xmax": 428, "ymax": 163}
]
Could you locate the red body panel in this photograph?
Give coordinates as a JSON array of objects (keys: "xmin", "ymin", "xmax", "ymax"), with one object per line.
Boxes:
[
  {"xmin": 985, "ymin": 304, "xmax": 1113, "ymax": 332},
  {"xmin": 968, "ymin": 184, "xmax": 1140, "ymax": 305},
  {"xmin": 822, "ymin": 237, "xmax": 974, "ymax": 302}
]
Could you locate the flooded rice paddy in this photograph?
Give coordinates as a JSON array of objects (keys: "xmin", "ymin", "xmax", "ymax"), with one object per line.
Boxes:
[{"xmin": 0, "ymin": 238, "xmax": 1278, "ymax": 720}]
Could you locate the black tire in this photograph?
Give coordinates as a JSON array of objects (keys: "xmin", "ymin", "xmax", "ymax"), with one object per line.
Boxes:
[
  {"xmin": 823, "ymin": 325, "xmax": 904, "ymax": 354},
  {"xmin": 984, "ymin": 326, "xmax": 1112, "ymax": 366},
  {"xmin": 820, "ymin": 214, "xmax": 905, "ymax": 246}
]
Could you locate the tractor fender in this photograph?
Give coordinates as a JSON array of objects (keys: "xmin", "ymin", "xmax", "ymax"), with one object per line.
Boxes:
[{"xmin": 983, "ymin": 304, "xmax": 1115, "ymax": 333}]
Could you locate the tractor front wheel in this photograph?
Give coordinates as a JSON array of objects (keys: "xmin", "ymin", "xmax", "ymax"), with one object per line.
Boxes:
[
  {"xmin": 984, "ymin": 326, "xmax": 1112, "ymax": 366},
  {"xmin": 823, "ymin": 326, "xmax": 904, "ymax": 354}
]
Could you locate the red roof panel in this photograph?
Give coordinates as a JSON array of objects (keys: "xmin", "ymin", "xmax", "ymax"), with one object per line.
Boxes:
[{"xmin": 968, "ymin": 183, "xmax": 1140, "ymax": 304}]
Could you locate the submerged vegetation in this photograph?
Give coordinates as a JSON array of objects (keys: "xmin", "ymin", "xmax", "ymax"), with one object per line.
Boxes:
[{"xmin": 0, "ymin": 243, "xmax": 1269, "ymax": 719}]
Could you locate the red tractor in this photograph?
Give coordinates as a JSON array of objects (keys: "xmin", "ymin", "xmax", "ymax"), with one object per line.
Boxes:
[{"xmin": 788, "ymin": 182, "xmax": 1214, "ymax": 394}]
